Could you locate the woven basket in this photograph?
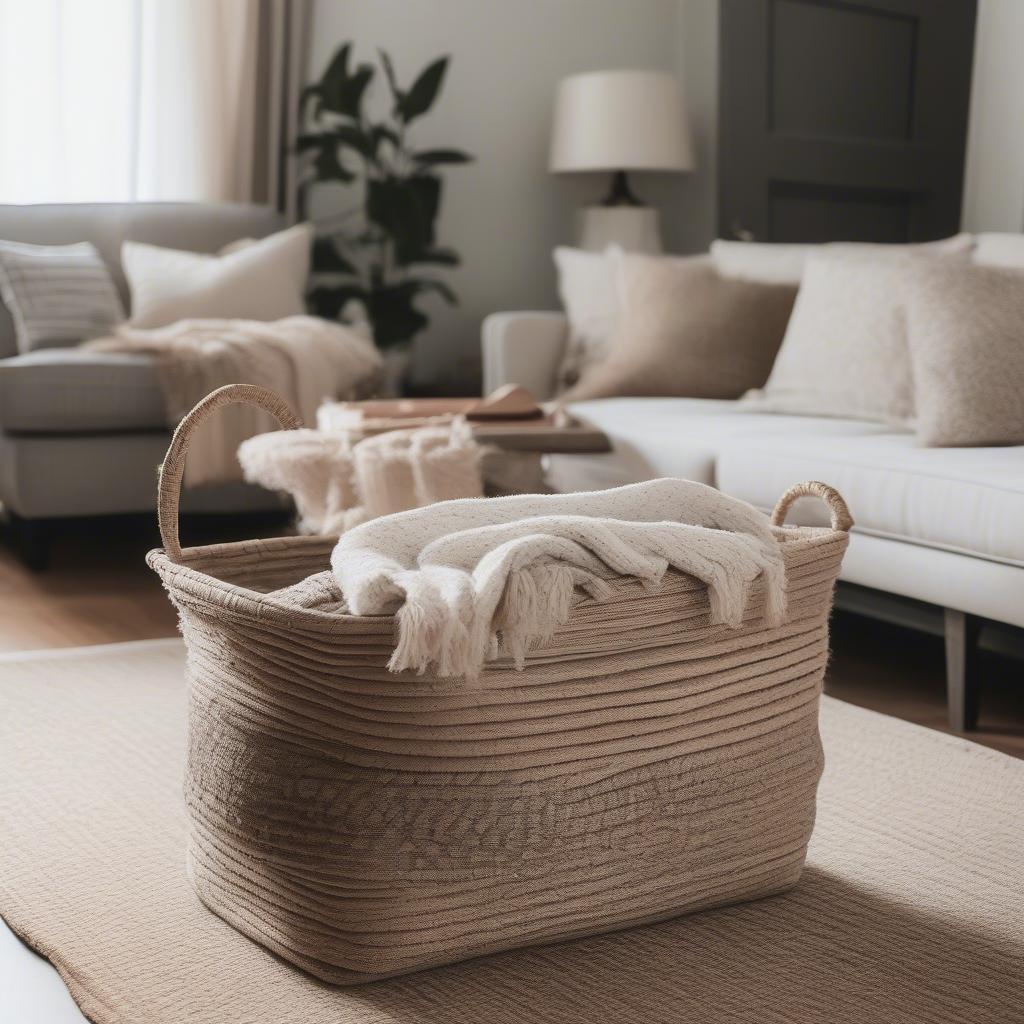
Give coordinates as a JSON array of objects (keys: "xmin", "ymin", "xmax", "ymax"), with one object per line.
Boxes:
[{"xmin": 149, "ymin": 384, "xmax": 853, "ymax": 986}]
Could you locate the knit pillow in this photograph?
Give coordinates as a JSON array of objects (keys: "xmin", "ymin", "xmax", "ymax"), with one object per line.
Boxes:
[
  {"xmin": 552, "ymin": 246, "xmax": 618, "ymax": 392},
  {"xmin": 906, "ymin": 260, "xmax": 1024, "ymax": 446},
  {"xmin": 561, "ymin": 252, "xmax": 797, "ymax": 402},
  {"xmin": 743, "ymin": 252, "xmax": 924, "ymax": 423}
]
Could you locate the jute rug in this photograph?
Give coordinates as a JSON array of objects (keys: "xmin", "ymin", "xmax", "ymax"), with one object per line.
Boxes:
[{"xmin": 1, "ymin": 639, "xmax": 1022, "ymax": 1024}]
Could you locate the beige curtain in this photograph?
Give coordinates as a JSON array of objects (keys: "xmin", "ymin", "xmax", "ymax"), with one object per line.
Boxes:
[{"xmin": 136, "ymin": 0, "xmax": 310, "ymax": 213}]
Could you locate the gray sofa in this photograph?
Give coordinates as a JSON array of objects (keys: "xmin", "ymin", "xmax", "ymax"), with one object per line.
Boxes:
[{"xmin": 0, "ymin": 202, "xmax": 288, "ymax": 567}]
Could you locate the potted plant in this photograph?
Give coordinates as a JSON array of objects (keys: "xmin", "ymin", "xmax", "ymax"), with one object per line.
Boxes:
[{"xmin": 299, "ymin": 44, "xmax": 472, "ymax": 394}]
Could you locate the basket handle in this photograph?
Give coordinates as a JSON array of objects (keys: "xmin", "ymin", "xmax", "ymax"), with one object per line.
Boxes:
[
  {"xmin": 158, "ymin": 384, "xmax": 303, "ymax": 562},
  {"xmin": 770, "ymin": 481, "xmax": 853, "ymax": 533}
]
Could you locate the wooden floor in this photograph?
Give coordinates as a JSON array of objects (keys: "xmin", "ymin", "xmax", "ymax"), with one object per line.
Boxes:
[{"xmin": 2, "ymin": 518, "xmax": 1023, "ymax": 758}]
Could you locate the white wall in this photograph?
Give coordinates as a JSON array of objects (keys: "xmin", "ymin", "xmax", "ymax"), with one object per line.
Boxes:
[
  {"xmin": 962, "ymin": 0, "xmax": 1024, "ymax": 233},
  {"xmin": 307, "ymin": 0, "xmax": 718, "ymax": 391}
]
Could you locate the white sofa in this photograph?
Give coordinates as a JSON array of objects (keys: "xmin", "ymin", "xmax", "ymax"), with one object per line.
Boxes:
[{"xmin": 482, "ymin": 311, "xmax": 1024, "ymax": 732}]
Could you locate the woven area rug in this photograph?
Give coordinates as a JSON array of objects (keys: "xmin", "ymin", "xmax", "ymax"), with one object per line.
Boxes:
[{"xmin": 1, "ymin": 639, "xmax": 1022, "ymax": 1024}]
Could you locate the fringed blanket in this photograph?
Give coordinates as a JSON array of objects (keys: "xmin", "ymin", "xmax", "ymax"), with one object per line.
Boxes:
[
  {"xmin": 238, "ymin": 418, "xmax": 484, "ymax": 535},
  {"xmin": 331, "ymin": 478, "xmax": 787, "ymax": 680},
  {"xmin": 86, "ymin": 316, "xmax": 381, "ymax": 485}
]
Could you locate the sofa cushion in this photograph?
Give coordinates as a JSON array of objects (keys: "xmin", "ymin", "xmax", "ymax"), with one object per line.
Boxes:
[
  {"xmin": 0, "ymin": 349, "xmax": 166, "ymax": 432},
  {"xmin": 716, "ymin": 432, "xmax": 1024, "ymax": 566},
  {"xmin": 548, "ymin": 397, "xmax": 891, "ymax": 493}
]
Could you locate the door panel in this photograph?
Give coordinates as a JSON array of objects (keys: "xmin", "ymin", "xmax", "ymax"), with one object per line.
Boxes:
[{"xmin": 718, "ymin": 0, "xmax": 977, "ymax": 242}]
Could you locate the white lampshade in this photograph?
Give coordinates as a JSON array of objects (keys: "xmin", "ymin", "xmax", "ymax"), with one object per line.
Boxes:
[{"xmin": 549, "ymin": 70, "xmax": 695, "ymax": 174}]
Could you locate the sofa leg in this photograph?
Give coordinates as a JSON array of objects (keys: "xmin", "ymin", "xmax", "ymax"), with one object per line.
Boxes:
[
  {"xmin": 944, "ymin": 608, "xmax": 981, "ymax": 732},
  {"xmin": 8, "ymin": 514, "xmax": 50, "ymax": 572}
]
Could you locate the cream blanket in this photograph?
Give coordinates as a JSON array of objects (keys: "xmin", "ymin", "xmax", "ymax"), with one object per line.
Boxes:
[
  {"xmin": 332, "ymin": 478, "xmax": 787, "ymax": 680},
  {"xmin": 238, "ymin": 419, "xmax": 484, "ymax": 535},
  {"xmin": 87, "ymin": 316, "xmax": 381, "ymax": 485}
]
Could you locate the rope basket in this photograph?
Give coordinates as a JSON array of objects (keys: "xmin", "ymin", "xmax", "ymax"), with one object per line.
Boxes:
[{"xmin": 148, "ymin": 384, "xmax": 853, "ymax": 986}]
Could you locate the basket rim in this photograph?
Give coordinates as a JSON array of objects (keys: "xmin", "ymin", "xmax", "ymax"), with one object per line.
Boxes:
[{"xmin": 146, "ymin": 524, "xmax": 848, "ymax": 633}]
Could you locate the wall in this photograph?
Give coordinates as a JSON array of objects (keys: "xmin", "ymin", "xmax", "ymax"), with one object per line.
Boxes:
[
  {"xmin": 961, "ymin": 0, "xmax": 1024, "ymax": 233},
  {"xmin": 306, "ymin": 0, "xmax": 718, "ymax": 391}
]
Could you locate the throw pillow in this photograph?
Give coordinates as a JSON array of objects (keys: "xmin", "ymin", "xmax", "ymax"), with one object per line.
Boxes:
[
  {"xmin": 711, "ymin": 234, "xmax": 973, "ymax": 285},
  {"xmin": 0, "ymin": 240, "xmax": 125, "ymax": 353},
  {"xmin": 123, "ymin": 222, "xmax": 314, "ymax": 328},
  {"xmin": 905, "ymin": 260, "xmax": 1024, "ymax": 446},
  {"xmin": 560, "ymin": 252, "xmax": 797, "ymax": 402},
  {"xmin": 552, "ymin": 246, "xmax": 617, "ymax": 392},
  {"xmin": 742, "ymin": 251, "xmax": 921, "ymax": 423}
]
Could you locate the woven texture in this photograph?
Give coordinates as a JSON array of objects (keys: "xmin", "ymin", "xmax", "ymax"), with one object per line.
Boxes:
[
  {"xmin": 1, "ymin": 640, "xmax": 1022, "ymax": 1022},
  {"xmin": 152, "ymin": 389, "xmax": 851, "ymax": 983},
  {"xmin": 149, "ymin": 515, "xmax": 847, "ymax": 984}
]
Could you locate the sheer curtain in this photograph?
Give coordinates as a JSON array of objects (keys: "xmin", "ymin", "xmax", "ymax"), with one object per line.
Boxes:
[{"xmin": 0, "ymin": 0, "xmax": 308, "ymax": 206}]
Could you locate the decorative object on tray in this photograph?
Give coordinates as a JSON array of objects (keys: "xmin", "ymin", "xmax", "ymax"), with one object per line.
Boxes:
[
  {"xmin": 549, "ymin": 70, "xmax": 694, "ymax": 253},
  {"xmin": 300, "ymin": 42, "xmax": 473, "ymax": 392},
  {"xmin": 148, "ymin": 383, "xmax": 851, "ymax": 984},
  {"xmin": 319, "ymin": 384, "xmax": 611, "ymax": 452}
]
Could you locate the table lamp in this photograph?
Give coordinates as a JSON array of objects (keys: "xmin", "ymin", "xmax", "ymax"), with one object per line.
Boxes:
[{"xmin": 549, "ymin": 70, "xmax": 694, "ymax": 253}]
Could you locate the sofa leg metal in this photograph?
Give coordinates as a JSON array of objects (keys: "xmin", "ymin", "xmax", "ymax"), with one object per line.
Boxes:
[
  {"xmin": 8, "ymin": 514, "xmax": 51, "ymax": 572},
  {"xmin": 944, "ymin": 608, "xmax": 981, "ymax": 732}
]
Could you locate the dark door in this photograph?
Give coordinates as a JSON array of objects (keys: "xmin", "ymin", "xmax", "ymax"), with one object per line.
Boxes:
[{"xmin": 718, "ymin": 0, "xmax": 977, "ymax": 243}]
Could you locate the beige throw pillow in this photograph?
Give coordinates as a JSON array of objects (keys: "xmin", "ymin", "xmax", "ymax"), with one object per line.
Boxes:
[
  {"xmin": 906, "ymin": 260, "xmax": 1024, "ymax": 446},
  {"xmin": 743, "ymin": 252, "xmax": 920, "ymax": 423},
  {"xmin": 561, "ymin": 252, "xmax": 797, "ymax": 402},
  {"xmin": 123, "ymin": 222, "xmax": 314, "ymax": 328},
  {"xmin": 552, "ymin": 246, "xmax": 617, "ymax": 392}
]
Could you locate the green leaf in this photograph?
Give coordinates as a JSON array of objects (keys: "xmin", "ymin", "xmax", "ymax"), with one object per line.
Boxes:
[
  {"xmin": 367, "ymin": 175, "xmax": 441, "ymax": 260},
  {"xmin": 398, "ymin": 56, "xmax": 448, "ymax": 122},
  {"xmin": 308, "ymin": 283, "xmax": 368, "ymax": 321},
  {"xmin": 331, "ymin": 124, "xmax": 377, "ymax": 159},
  {"xmin": 316, "ymin": 145, "xmax": 355, "ymax": 183},
  {"xmin": 312, "ymin": 237, "xmax": 358, "ymax": 275},
  {"xmin": 325, "ymin": 64, "xmax": 374, "ymax": 119},
  {"xmin": 406, "ymin": 277, "xmax": 457, "ymax": 305},
  {"xmin": 366, "ymin": 282, "xmax": 429, "ymax": 347},
  {"xmin": 379, "ymin": 49, "xmax": 404, "ymax": 110},
  {"xmin": 319, "ymin": 43, "xmax": 351, "ymax": 90},
  {"xmin": 396, "ymin": 246, "xmax": 460, "ymax": 268},
  {"xmin": 413, "ymin": 148, "xmax": 472, "ymax": 166}
]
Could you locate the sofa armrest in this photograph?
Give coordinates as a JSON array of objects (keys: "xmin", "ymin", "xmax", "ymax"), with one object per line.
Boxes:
[{"xmin": 481, "ymin": 311, "xmax": 568, "ymax": 401}]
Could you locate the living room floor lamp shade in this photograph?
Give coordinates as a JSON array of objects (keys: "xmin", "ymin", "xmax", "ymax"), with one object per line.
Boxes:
[{"xmin": 550, "ymin": 70, "xmax": 694, "ymax": 253}]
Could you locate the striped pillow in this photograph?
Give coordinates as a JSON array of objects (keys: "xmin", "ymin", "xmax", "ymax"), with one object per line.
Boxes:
[{"xmin": 0, "ymin": 240, "xmax": 125, "ymax": 352}]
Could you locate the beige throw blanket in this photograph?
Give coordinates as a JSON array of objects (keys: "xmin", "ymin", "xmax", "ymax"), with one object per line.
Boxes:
[
  {"xmin": 237, "ymin": 418, "xmax": 484, "ymax": 535},
  {"xmin": 87, "ymin": 316, "xmax": 381, "ymax": 485},
  {"xmin": 332, "ymin": 478, "xmax": 787, "ymax": 680}
]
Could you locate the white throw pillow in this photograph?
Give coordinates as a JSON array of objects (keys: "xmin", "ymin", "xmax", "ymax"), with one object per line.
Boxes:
[
  {"xmin": 972, "ymin": 233, "xmax": 1024, "ymax": 268},
  {"xmin": 552, "ymin": 246, "xmax": 618, "ymax": 392},
  {"xmin": 743, "ymin": 251, "xmax": 918, "ymax": 424},
  {"xmin": 123, "ymin": 223, "xmax": 314, "ymax": 328},
  {"xmin": 711, "ymin": 234, "xmax": 973, "ymax": 286}
]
